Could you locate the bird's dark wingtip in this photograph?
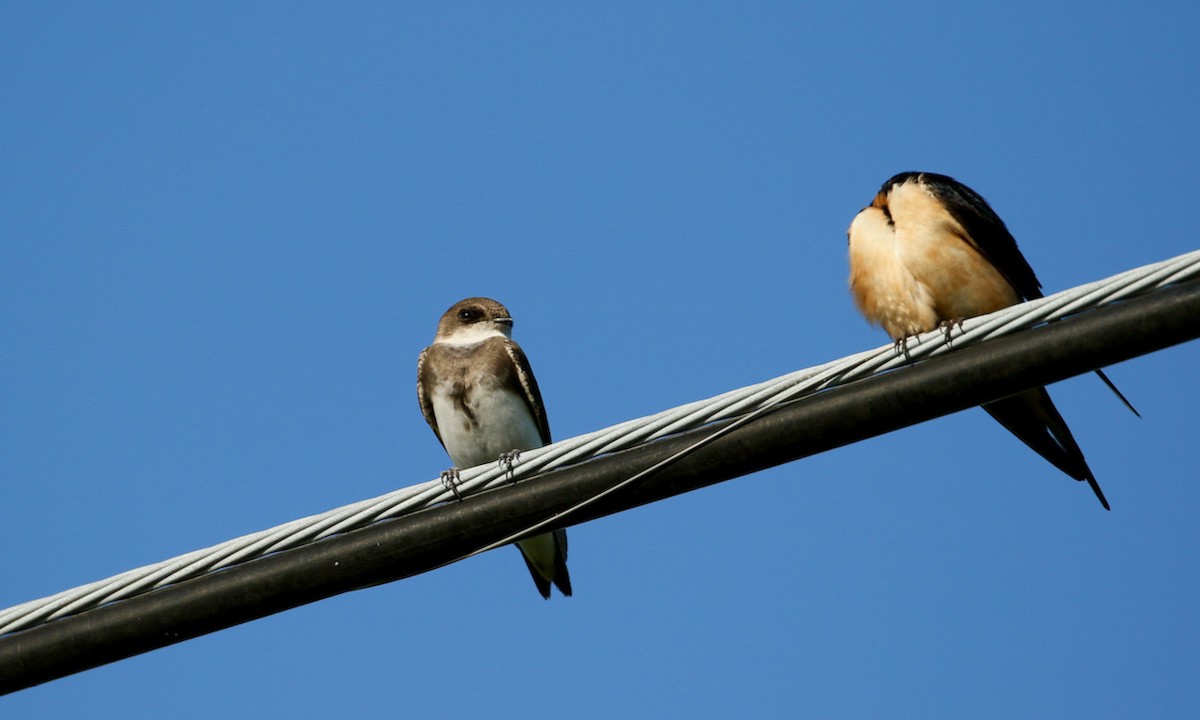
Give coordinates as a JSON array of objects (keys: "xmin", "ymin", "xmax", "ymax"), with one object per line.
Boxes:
[
  {"xmin": 519, "ymin": 551, "xmax": 554, "ymax": 599},
  {"xmin": 1087, "ymin": 476, "xmax": 1112, "ymax": 511},
  {"xmin": 555, "ymin": 582, "xmax": 573, "ymax": 598},
  {"xmin": 551, "ymin": 538, "xmax": 572, "ymax": 597}
]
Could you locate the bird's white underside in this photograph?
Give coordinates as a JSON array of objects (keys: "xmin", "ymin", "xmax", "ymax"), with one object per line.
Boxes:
[
  {"xmin": 430, "ymin": 351, "xmax": 557, "ymax": 580},
  {"xmin": 432, "ymin": 383, "xmax": 543, "ymax": 468}
]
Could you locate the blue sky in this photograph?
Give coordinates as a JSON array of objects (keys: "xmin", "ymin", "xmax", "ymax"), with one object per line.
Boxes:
[{"xmin": 3, "ymin": 2, "xmax": 1198, "ymax": 717}]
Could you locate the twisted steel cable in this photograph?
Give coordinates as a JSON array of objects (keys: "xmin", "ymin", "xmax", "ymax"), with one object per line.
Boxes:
[{"xmin": 2, "ymin": 248, "xmax": 1198, "ymax": 636}]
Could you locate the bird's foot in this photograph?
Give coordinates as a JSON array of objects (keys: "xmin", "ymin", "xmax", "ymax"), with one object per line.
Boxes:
[
  {"xmin": 440, "ymin": 468, "xmax": 463, "ymax": 500},
  {"xmin": 938, "ymin": 317, "xmax": 966, "ymax": 344},
  {"xmin": 893, "ymin": 336, "xmax": 914, "ymax": 361},
  {"xmin": 498, "ymin": 450, "xmax": 522, "ymax": 482}
]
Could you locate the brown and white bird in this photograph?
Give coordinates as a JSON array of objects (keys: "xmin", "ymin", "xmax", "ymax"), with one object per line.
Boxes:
[
  {"xmin": 847, "ymin": 171, "xmax": 1134, "ymax": 510},
  {"xmin": 417, "ymin": 297, "xmax": 572, "ymax": 598}
]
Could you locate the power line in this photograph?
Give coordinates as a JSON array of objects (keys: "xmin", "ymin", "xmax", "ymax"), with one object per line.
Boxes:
[
  {"xmin": 5, "ymin": 249, "xmax": 1197, "ymax": 639},
  {"xmin": 1, "ymin": 255, "xmax": 1198, "ymax": 694}
]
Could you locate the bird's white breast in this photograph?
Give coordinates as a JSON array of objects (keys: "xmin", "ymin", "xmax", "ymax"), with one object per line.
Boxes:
[{"xmin": 432, "ymin": 380, "xmax": 544, "ymax": 469}]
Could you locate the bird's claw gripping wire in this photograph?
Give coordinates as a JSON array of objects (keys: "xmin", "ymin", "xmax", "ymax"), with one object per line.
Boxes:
[
  {"xmin": 440, "ymin": 468, "xmax": 463, "ymax": 500},
  {"xmin": 499, "ymin": 450, "xmax": 521, "ymax": 482},
  {"xmin": 939, "ymin": 317, "xmax": 966, "ymax": 345}
]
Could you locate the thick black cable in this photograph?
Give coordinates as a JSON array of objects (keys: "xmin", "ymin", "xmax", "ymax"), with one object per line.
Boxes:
[{"xmin": 1, "ymin": 278, "xmax": 1198, "ymax": 694}]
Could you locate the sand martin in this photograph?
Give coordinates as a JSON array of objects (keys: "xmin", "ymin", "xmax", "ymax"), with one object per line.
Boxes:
[{"xmin": 417, "ymin": 297, "xmax": 572, "ymax": 597}]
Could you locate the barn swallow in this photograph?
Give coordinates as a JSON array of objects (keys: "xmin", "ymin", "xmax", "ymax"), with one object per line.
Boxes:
[
  {"xmin": 847, "ymin": 171, "xmax": 1134, "ymax": 510},
  {"xmin": 417, "ymin": 297, "xmax": 571, "ymax": 598}
]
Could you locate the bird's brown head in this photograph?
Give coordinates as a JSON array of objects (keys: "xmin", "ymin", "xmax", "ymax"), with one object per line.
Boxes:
[{"xmin": 434, "ymin": 297, "xmax": 514, "ymax": 344}]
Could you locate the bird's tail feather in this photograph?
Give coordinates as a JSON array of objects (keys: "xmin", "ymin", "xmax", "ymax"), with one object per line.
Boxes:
[
  {"xmin": 983, "ymin": 389, "xmax": 1110, "ymax": 510},
  {"xmin": 516, "ymin": 530, "xmax": 571, "ymax": 599},
  {"xmin": 1094, "ymin": 369, "xmax": 1140, "ymax": 418}
]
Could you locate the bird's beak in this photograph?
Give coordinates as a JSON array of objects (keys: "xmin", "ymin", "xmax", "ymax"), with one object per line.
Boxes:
[{"xmin": 494, "ymin": 317, "xmax": 514, "ymax": 326}]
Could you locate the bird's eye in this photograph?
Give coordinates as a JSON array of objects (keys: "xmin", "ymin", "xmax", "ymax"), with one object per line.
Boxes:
[{"xmin": 458, "ymin": 308, "xmax": 478, "ymax": 321}]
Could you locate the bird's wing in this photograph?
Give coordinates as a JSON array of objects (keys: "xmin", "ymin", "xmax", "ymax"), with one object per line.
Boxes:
[
  {"xmin": 504, "ymin": 340, "xmax": 552, "ymax": 445},
  {"xmin": 918, "ymin": 172, "xmax": 1044, "ymax": 301},
  {"xmin": 416, "ymin": 346, "xmax": 445, "ymax": 449}
]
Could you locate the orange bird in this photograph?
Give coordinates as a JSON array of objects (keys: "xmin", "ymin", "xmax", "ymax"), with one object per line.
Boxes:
[{"xmin": 847, "ymin": 171, "xmax": 1135, "ymax": 509}]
